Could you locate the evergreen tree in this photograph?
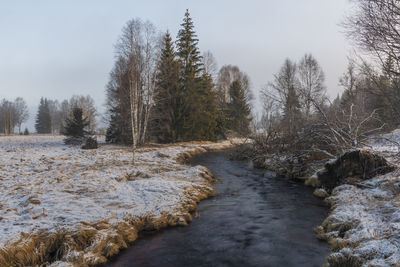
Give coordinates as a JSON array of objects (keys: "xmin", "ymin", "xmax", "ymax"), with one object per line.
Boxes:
[
  {"xmin": 226, "ymin": 80, "xmax": 251, "ymax": 135},
  {"xmin": 105, "ymin": 57, "xmax": 133, "ymax": 145},
  {"xmin": 176, "ymin": 9, "xmax": 203, "ymax": 80},
  {"xmin": 62, "ymin": 107, "xmax": 89, "ymax": 144},
  {"xmin": 176, "ymin": 9, "xmax": 217, "ymax": 141},
  {"xmin": 194, "ymin": 73, "xmax": 218, "ymax": 140},
  {"xmin": 152, "ymin": 32, "xmax": 181, "ymax": 143},
  {"xmin": 35, "ymin": 97, "xmax": 51, "ymax": 134}
]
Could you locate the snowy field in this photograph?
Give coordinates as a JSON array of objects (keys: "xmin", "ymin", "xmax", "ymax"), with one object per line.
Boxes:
[
  {"xmin": 0, "ymin": 135, "xmax": 236, "ymax": 266},
  {"xmin": 318, "ymin": 130, "xmax": 400, "ymax": 267}
]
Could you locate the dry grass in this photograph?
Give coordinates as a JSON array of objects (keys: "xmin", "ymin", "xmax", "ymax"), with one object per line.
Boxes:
[
  {"xmin": 0, "ymin": 140, "xmax": 235, "ymax": 266},
  {"xmin": 0, "ymin": 231, "xmax": 66, "ymax": 266}
]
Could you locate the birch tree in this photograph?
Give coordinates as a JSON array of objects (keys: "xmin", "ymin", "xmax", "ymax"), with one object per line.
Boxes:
[
  {"xmin": 115, "ymin": 19, "xmax": 160, "ymax": 162},
  {"xmin": 298, "ymin": 54, "xmax": 327, "ymax": 116},
  {"xmin": 0, "ymin": 99, "xmax": 15, "ymax": 135},
  {"xmin": 48, "ymin": 99, "xmax": 59, "ymax": 134},
  {"xmin": 13, "ymin": 97, "xmax": 29, "ymax": 134}
]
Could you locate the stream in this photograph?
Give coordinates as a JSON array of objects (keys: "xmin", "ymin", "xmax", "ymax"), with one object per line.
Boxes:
[{"xmin": 106, "ymin": 151, "xmax": 330, "ymax": 267}]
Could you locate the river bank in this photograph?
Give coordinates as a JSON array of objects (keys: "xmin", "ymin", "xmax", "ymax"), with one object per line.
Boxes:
[
  {"xmin": 243, "ymin": 130, "xmax": 400, "ymax": 266},
  {"xmin": 0, "ymin": 135, "xmax": 239, "ymax": 266}
]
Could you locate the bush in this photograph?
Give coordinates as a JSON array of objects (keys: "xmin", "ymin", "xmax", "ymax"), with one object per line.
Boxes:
[{"xmin": 81, "ymin": 137, "xmax": 98, "ymax": 150}]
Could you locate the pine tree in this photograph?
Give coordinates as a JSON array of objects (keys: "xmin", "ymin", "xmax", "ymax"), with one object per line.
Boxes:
[
  {"xmin": 176, "ymin": 9, "xmax": 217, "ymax": 141},
  {"xmin": 62, "ymin": 107, "xmax": 89, "ymax": 144},
  {"xmin": 226, "ymin": 80, "xmax": 251, "ymax": 135},
  {"xmin": 35, "ymin": 97, "xmax": 51, "ymax": 134},
  {"xmin": 152, "ymin": 32, "xmax": 181, "ymax": 143}
]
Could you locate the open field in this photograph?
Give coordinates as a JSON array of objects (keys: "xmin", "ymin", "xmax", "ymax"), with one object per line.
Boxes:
[{"xmin": 0, "ymin": 135, "xmax": 236, "ymax": 266}]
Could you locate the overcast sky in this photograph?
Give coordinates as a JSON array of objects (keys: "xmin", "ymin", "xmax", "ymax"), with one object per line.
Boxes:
[{"xmin": 0, "ymin": 0, "xmax": 354, "ymax": 130}]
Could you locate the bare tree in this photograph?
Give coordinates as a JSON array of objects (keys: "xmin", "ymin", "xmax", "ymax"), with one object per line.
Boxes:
[
  {"xmin": 313, "ymin": 100, "xmax": 384, "ymax": 154},
  {"xmin": 262, "ymin": 59, "xmax": 302, "ymax": 137},
  {"xmin": 343, "ymin": 0, "xmax": 400, "ymax": 74},
  {"xmin": 59, "ymin": 99, "xmax": 70, "ymax": 133},
  {"xmin": 216, "ymin": 65, "xmax": 252, "ymax": 105},
  {"xmin": 202, "ymin": 50, "xmax": 218, "ymax": 78},
  {"xmin": 13, "ymin": 97, "xmax": 29, "ymax": 134},
  {"xmin": 0, "ymin": 99, "xmax": 15, "ymax": 135},
  {"xmin": 115, "ymin": 19, "xmax": 160, "ymax": 162},
  {"xmin": 298, "ymin": 54, "xmax": 327, "ymax": 116},
  {"xmin": 48, "ymin": 100, "xmax": 60, "ymax": 134},
  {"xmin": 339, "ymin": 60, "xmax": 358, "ymax": 105}
]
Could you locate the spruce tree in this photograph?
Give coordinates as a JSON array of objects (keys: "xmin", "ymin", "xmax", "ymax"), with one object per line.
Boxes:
[
  {"xmin": 62, "ymin": 107, "xmax": 89, "ymax": 144},
  {"xmin": 195, "ymin": 73, "xmax": 218, "ymax": 140},
  {"xmin": 176, "ymin": 9, "xmax": 203, "ymax": 80},
  {"xmin": 226, "ymin": 80, "xmax": 251, "ymax": 135},
  {"xmin": 35, "ymin": 97, "xmax": 51, "ymax": 134},
  {"xmin": 152, "ymin": 32, "xmax": 180, "ymax": 142},
  {"xmin": 176, "ymin": 9, "xmax": 217, "ymax": 141}
]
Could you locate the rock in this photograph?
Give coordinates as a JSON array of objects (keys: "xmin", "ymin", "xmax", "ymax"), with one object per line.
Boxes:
[
  {"xmin": 81, "ymin": 137, "xmax": 98, "ymax": 150},
  {"xmin": 305, "ymin": 174, "xmax": 321, "ymax": 187},
  {"xmin": 313, "ymin": 188, "xmax": 329, "ymax": 198},
  {"xmin": 254, "ymin": 151, "xmax": 332, "ymax": 181},
  {"xmin": 318, "ymin": 149, "xmax": 395, "ymax": 192}
]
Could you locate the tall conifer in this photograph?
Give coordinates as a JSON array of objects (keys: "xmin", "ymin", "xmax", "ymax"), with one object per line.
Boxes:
[
  {"xmin": 227, "ymin": 80, "xmax": 251, "ymax": 135},
  {"xmin": 152, "ymin": 32, "xmax": 180, "ymax": 142},
  {"xmin": 176, "ymin": 9, "xmax": 217, "ymax": 140},
  {"xmin": 35, "ymin": 97, "xmax": 51, "ymax": 134}
]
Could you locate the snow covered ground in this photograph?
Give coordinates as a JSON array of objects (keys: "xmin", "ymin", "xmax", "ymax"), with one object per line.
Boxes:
[
  {"xmin": 0, "ymin": 135, "xmax": 236, "ymax": 266},
  {"xmin": 318, "ymin": 131, "xmax": 400, "ymax": 267},
  {"xmin": 366, "ymin": 129, "xmax": 400, "ymax": 164}
]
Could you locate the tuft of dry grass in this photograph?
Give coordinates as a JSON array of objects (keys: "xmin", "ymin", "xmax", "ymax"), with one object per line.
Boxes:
[{"xmin": 0, "ymin": 231, "xmax": 66, "ymax": 266}]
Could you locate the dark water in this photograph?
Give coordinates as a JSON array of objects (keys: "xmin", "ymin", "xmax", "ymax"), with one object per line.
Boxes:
[{"xmin": 106, "ymin": 151, "xmax": 330, "ymax": 267}]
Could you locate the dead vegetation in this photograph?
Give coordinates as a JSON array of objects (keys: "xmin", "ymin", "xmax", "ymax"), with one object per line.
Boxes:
[
  {"xmin": 0, "ymin": 138, "xmax": 236, "ymax": 266},
  {"xmin": 318, "ymin": 149, "xmax": 395, "ymax": 192}
]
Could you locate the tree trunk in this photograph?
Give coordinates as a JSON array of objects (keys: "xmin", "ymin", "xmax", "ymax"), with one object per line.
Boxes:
[{"xmin": 130, "ymin": 80, "xmax": 137, "ymax": 164}]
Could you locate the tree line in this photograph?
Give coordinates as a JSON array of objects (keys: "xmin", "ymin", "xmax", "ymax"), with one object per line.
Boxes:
[
  {"xmin": 35, "ymin": 95, "xmax": 97, "ymax": 134},
  {"xmin": 258, "ymin": 56, "xmax": 400, "ymax": 155},
  {"xmin": 0, "ymin": 95, "xmax": 97, "ymax": 136},
  {"xmin": 0, "ymin": 97, "xmax": 29, "ymax": 135},
  {"xmin": 105, "ymin": 10, "xmax": 252, "ymax": 152},
  {"xmin": 254, "ymin": 0, "xmax": 400, "ymax": 156}
]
